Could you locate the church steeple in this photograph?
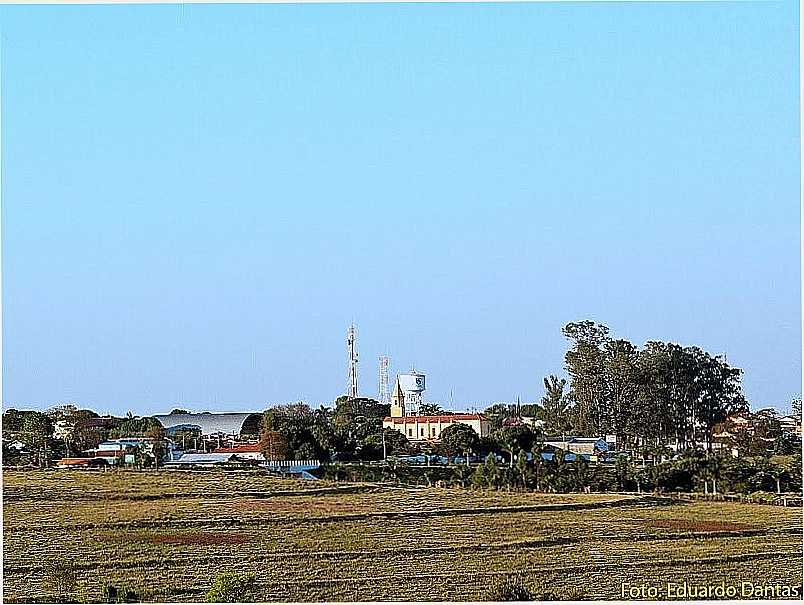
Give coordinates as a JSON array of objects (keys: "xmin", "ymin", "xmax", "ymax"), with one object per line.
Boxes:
[{"xmin": 390, "ymin": 376, "xmax": 406, "ymax": 417}]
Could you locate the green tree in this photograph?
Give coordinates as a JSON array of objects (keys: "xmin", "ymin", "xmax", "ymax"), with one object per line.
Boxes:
[
  {"xmin": 689, "ymin": 348, "xmax": 747, "ymax": 452},
  {"xmin": 492, "ymin": 425, "xmax": 535, "ymax": 468},
  {"xmin": 70, "ymin": 425, "xmax": 104, "ymax": 455},
  {"xmin": 109, "ymin": 416, "xmax": 161, "ymax": 438},
  {"xmin": 418, "ymin": 402, "xmax": 447, "ymax": 416},
  {"xmin": 562, "ymin": 321, "xmax": 611, "ymax": 437},
  {"xmin": 515, "ymin": 447, "xmax": 530, "ymax": 488},
  {"xmin": 471, "ymin": 453, "xmax": 498, "ymax": 488},
  {"xmin": 20, "ymin": 411, "xmax": 53, "ymax": 467},
  {"xmin": 439, "ymin": 423, "xmax": 479, "ymax": 465},
  {"xmin": 539, "ymin": 375, "xmax": 572, "ymax": 435},
  {"xmin": 530, "ymin": 438, "xmax": 546, "ymax": 491},
  {"xmin": 483, "ymin": 404, "xmax": 515, "ymax": 430},
  {"xmin": 564, "ymin": 322, "xmax": 748, "ymax": 452},
  {"xmin": 146, "ymin": 424, "xmax": 167, "ymax": 469},
  {"xmin": 259, "ymin": 429, "xmax": 289, "ymax": 461},
  {"xmin": 452, "ymin": 464, "xmax": 473, "ymax": 488},
  {"xmin": 773, "ymin": 434, "xmax": 800, "ymax": 455},
  {"xmin": 329, "ymin": 397, "xmax": 390, "ymax": 461},
  {"xmin": 362, "ymin": 428, "xmax": 411, "ymax": 460},
  {"xmin": 262, "ymin": 403, "xmax": 327, "ymax": 460}
]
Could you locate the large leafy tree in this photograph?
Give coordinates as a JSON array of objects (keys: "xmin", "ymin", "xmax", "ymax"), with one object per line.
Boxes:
[
  {"xmin": 109, "ymin": 416, "xmax": 162, "ymax": 438},
  {"xmin": 440, "ymin": 423, "xmax": 479, "ymax": 465},
  {"xmin": 483, "ymin": 404, "xmax": 515, "ymax": 430},
  {"xmin": 333, "ymin": 396, "xmax": 389, "ymax": 426},
  {"xmin": 601, "ymin": 339, "xmax": 641, "ymax": 448},
  {"xmin": 146, "ymin": 423, "xmax": 168, "ymax": 468},
  {"xmin": 562, "ymin": 321, "xmax": 748, "ymax": 453},
  {"xmin": 19, "ymin": 412, "xmax": 54, "ymax": 467},
  {"xmin": 492, "ymin": 425, "xmax": 535, "ymax": 467},
  {"xmin": 331, "ymin": 396, "xmax": 391, "ymax": 460},
  {"xmin": 361, "ymin": 428, "xmax": 411, "ymax": 460},
  {"xmin": 71, "ymin": 425, "xmax": 105, "ymax": 455},
  {"xmin": 562, "ymin": 321, "xmax": 611, "ymax": 436},
  {"xmin": 259, "ymin": 429, "xmax": 289, "ymax": 460},
  {"xmin": 687, "ymin": 347, "xmax": 747, "ymax": 452},
  {"xmin": 262, "ymin": 403, "xmax": 327, "ymax": 460}
]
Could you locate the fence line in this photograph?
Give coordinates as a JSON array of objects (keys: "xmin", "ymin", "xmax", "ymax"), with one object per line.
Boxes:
[{"xmin": 262, "ymin": 459, "xmax": 320, "ymax": 469}]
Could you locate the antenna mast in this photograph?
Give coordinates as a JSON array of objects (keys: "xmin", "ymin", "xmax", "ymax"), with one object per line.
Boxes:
[
  {"xmin": 378, "ymin": 356, "xmax": 390, "ymax": 403},
  {"xmin": 347, "ymin": 324, "xmax": 359, "ymax": 399}
]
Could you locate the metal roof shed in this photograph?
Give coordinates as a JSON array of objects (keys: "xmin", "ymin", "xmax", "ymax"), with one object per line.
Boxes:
[{"xmin": 154, "ymin": 413, "xmax": 261, "ymax": 437}]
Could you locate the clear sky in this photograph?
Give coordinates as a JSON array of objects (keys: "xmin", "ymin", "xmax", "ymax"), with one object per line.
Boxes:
[{"xmin": 1, "ymin": 2, "xmax": 800, "ymax": 416}]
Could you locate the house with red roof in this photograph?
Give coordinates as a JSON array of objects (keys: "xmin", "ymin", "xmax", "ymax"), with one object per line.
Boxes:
[
  {"xmin": 211, "ymin": 443, "xmax": 265, "ymax": 461},
  {"xmin": 382, "ymin": 414, "xmax": 489, "ymax": 442}
]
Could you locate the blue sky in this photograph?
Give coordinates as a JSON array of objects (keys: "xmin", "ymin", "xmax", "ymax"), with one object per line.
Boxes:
[{"xmin": 1, "ymin": 2, "xmax": 800, "ymax": 416}]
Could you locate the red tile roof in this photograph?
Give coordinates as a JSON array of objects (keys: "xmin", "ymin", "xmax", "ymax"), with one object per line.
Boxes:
[
  {"xmin": 383, "ymin": 414, "xmax": 485, "ymax": 423},
  {"xmin": 56, "ymin": 458, "xmax": 93, "ymax": 465},
  {"xmin": 212, "ymin": 444, "xmax": 262, "ymax": 454}
]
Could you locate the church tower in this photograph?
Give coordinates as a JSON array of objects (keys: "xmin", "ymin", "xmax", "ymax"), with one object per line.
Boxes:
[{"xmin": 390, "ymin": 377, "xmax": 406, "ymax": 417}]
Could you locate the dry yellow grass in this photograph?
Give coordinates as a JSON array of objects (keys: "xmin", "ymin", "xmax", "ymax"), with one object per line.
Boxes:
[{"xmin": 3, "ymin": 469, "xmax": 802, "ymax": 602}]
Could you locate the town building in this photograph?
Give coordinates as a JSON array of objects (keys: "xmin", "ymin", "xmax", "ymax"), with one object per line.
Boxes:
[
  {"xmin": 211, "ymin": 443, "xmax": 265, "ymax": 461},
  {"xmin": 383, "ymin": 371, "xmax": 490, "ymax": 441},
  {"xmin": 383, "ymin": 414, "xmax": 490, "ymax": 441},
  {"xmin": 164, "ymin": 452, "xmax": 255, "ymax": 468},
  {"xmin": 56, "ymin": 457, "xmax": 107, "ymax": 469},
  {"xmin": 74, "ymin": 416, "xmax": 124, "ymax": 431},
  {"xmin": 542, "ymin": 437, "xmax": 610, "ymax": 456},
  {"xmin": 779, "ymin": 415, "xmax": 802, "ymax": 437},
  {"xmin": 153, "ymin": 412, "xmax": 262, "ymax": 441},
  {"xmin": 81, "ymin": 437, "xmax": 178, "ymax": 465}
]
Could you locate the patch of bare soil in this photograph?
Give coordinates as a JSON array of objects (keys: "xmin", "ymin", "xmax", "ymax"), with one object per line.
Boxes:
[
  {"xmin": 99, "ymin": 531, "xmax": 251, "ymax": 545},
  {"xmin": 237, "ymin": 499, "xmax": 373, "ymax": 515},
  {"xmin": 644, "ymin": 519, "xmax": 756, "ymax": 532}
]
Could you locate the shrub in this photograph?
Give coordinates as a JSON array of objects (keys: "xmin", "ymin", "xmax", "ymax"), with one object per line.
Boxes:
[
  {"xmin": 44, "ymin": 561, "xmax": 77, "ymax": 602},
  {"xmin": 205, "ymin": 572, "xmax": 257, "ymax": 603},
  {"xmin": 101, "ymin": 583, "xmax": 139, "ymax": 603},
  {"xmin": 486, "ymin": 576, "xmax": 533, "ymax": 601}
]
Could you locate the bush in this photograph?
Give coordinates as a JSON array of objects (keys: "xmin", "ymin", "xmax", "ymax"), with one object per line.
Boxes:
[
  {"xmin": 486, "ymin": 576, "xmax": 533, "ymax": 601},
  {"xmin": 205, "ymin": 572, "xmax": 257, "ymax": 603},
  {"xmin": 747, "ymin": 491, "xmax": 777, "ymax": 504},
  {"xmin": 44, "ymin": 561, "xmax": 77, "ymax": 602},
  {"xmin": 101, "ymin": 583, "xmax": 139, "ymax": 603}
]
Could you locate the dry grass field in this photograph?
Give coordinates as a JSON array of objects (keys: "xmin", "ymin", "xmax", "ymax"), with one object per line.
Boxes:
[{"xmin": 3, "ymin": 469, "xmax": 802, "ymax": 602}]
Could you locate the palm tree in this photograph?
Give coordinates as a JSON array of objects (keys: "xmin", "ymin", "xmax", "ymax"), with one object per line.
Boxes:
[
  {"xmin": 530, "ymin": 440, "xmax": 545, "ymax": 491},
  {"xmin": 709, "ymin": 456, "xmax": 727, "ymax": 495},
  {"xmin": 540, "ymin": 375, "xmax": 571, "ymax": 434},
  {"xmin": 768, "ymin": 462, "xmax": 785, "ymax": 495},
  {"xmin": 516, "ymin": 448, "xmax": 529, "ymax": 488}
]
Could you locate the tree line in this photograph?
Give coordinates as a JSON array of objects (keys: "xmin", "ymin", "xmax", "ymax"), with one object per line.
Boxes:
[
  {"xmin": 2, "ymin": 320, "xmax": 799, "ymax": 475},
  {"xmin": 541, "ymin": 321, "xmax": 749, "ymax": 452}
]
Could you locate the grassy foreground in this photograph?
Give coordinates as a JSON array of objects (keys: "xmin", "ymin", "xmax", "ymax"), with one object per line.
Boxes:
[{"xmin": 3, "ymin": 469, "xmax": 802, "ymax": 602}]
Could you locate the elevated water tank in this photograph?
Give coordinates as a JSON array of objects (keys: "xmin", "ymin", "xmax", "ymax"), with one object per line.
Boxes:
[{"xmin": 398, "ymin": 371, "xmax": 426, "ymax": 394}]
